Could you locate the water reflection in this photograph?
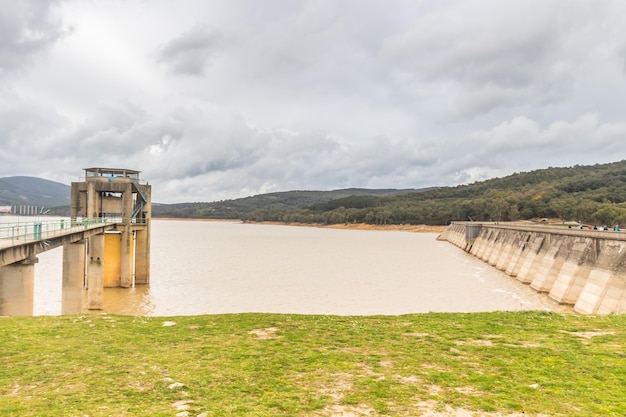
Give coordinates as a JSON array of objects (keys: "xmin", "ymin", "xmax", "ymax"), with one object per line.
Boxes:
[
  {"xmin": 102, "ymin": 286, "xmax": 155, "ymax": 315},
  {"xmin": 30, "ymin": 220, "xmax": 569, "ymax": 316}
]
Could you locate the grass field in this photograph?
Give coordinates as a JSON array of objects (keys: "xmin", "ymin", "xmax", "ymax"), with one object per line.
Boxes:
[{"xmin": 1, "ymin": 311, "xmax": 625, "ymax": 416}]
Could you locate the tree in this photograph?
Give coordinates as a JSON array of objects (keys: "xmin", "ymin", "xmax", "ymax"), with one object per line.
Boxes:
[
  {"xmin": 593, "ymin": 204, "xmax": 626, "ymax": 226},
  {"xmin": 550, "ymin": 196, "xmax": 577, "ymax": 222}
]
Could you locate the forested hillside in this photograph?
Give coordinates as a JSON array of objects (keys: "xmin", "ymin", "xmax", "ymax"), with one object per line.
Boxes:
[
  {"xmin": 240, "ymin": 160, "xmax": 626, "ymax": 226},
  {"xmin": 14, "ymin": 160, "xmax": 626, "ymax": 226},
  {"xmin": 152, "ymin": 188, "xmax": 417, "ymax": 219}
]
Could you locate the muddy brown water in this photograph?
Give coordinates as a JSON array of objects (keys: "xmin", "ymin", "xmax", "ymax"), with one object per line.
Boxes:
[{"xmin": 32, "ymin": 220, "xmax": 568, "ymax": 316}]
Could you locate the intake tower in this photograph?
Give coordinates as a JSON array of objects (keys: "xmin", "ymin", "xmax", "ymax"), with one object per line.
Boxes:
[{"xmin": 70, "ymin": 168, "xmax": 151, "ymax": 291}]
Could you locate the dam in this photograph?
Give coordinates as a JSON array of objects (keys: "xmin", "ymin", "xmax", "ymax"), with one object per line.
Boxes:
[{"xmin": 439, "ymin": 222, "xmax": 626, "ymax": 314}]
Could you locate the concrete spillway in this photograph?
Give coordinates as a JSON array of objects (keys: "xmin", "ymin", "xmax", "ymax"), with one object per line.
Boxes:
[{"xmin": 438, "ymin": 222, "xmax": 626, "ymax": 314}]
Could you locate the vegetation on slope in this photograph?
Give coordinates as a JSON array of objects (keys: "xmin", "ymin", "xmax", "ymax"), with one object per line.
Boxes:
[
  {"xmin": 151, "ymin": 188, "xmax": 418, "ymax": 219},
  {"xmin": 1, "ymin": 312, "xmax": 625, "ymax": 416},
  {"xmin": 8, "ymin": 160, "xmax": 626, "ymax": 226},
  {"xmin": 240, "ymin": 160, "xmax": 626, "ymax": 226}
]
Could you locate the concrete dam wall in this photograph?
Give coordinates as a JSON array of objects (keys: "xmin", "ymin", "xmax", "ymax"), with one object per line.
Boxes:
[{"xmin": 438, "ymin": 222, "xmax": 626, "ymax": 314}]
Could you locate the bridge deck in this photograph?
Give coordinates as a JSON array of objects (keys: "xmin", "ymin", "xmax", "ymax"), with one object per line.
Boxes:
[
  {"xmin": 0, "ymin": 218, "xmax": 124, "ymax": 267},
  {"xmin": 0, "ymin": 218, "xmax": 120, "ymax": 248}
]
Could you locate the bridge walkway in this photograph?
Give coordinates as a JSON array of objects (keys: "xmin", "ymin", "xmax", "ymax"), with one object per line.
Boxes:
[
  {"xmin": 0, "ymin": 218, "xmax": 119, "ymax": 248},
  {"xmin": 0, "ymin": 218, "xmax": 123, "ymax": 267}
]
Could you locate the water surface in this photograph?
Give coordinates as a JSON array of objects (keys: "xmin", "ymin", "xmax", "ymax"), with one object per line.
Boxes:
[{"xmin": 33, "ymin": 220, "xmax": 568, "ymax": 316}]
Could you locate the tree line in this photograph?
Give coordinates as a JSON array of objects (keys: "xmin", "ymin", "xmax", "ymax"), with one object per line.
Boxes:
[{"xmin": 239, "ymin": 161, "xmax": 626, "ymax": 226}]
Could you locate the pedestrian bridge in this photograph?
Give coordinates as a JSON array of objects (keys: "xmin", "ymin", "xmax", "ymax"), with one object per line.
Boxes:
[
  {"xmin": 0, "ymin": 218, "xmax": 134, "ymax": 316},
  {"xmin": 0, "ymin": 218, "xmax": 117, "ymax": 265},
  {"xmin": 0, "ymin": 167, "xmax": 152, "ymax": 316}
]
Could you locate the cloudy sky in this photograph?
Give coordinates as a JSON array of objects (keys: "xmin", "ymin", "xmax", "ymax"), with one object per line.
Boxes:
[{"xmin": 2, "ymin": 0, "xmax": 626, "ymax": 203}]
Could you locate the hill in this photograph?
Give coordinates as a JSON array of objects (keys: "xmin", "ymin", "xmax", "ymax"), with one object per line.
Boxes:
[
  {"xmin": 151, "ymin": 188, "xmax": 420, "ymax": 219},
  {"xmin": 241, "ymin": 160, "xmax": 626, "ymax": 226},
  {"xmin": 6, "ymin": 160, "xmax": 626, "ymax": 226},
  {"xmin": 0, "ymin": 176, "xmax": 70, "ymax": 209}
]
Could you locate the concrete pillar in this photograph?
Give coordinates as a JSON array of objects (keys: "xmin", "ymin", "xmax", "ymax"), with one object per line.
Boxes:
[
  {"xmin": 123, "ymin": 183, "xmax": 133, "ymax": 223},
  {"xmin": 488, "ymin": 232, "xmax": 507, "ymax": 266},
  {"xmin": 471, "ymin": 230, "xmax": 489, "ymax": 258},
  {"xmin": 135, "ymin": 227, "xmax": 150, "ymax": 285},
  {"xmin": 87, "ymin": 181, "xmax": 97, "ymax": 218},
  {"xmin": 549, "ymin": 239, "xmax": 592, "ymax": 305},
  {"xmin": 0, "ymin": 256, "xmax": 37, "ymax": 316},
  {"xmin": 70, "ymin": 185, "xmax": 79, "ymax": 220},
  {"xmin": 574, "ymin": 242, "xmax": 625, "ymax": 314},
  {"xmin": 103, "ymin": 233, "xmax": 121, "ymax": 287},
  {"xmin": 87, "ymin": 234, "xmax": 105, "ymax": 310},
  {"xmin": 575, "ymin": 269, "xmax": 615, "ymax": 314},
  {"xmin": 596, "ymin": 271, "xmax": 626, "ymax": 314},
  {"xmin": 120, "ymin": 228, "xmax": 132, "ymax": 288},
  {"xmin": 505, "ymin": 234, "xmax": 532, "ymax": 277},
  {"xmin": 62, "ymin": 240, "xmax": 85, "ymax": 314},
  {"xmin": 482, "ymin": 231, "xmax": 500, "ymax": 263},
  {"xmin": 516, "ymin": 235, "xmax": 545, "ymax": 283},
  {"xmin": 495, "ymin": 234, "xmax": 515, "ymax": 270},
  {"xmin": 530, "ymin": 239, "xmax": 565, "ymax": 292}
]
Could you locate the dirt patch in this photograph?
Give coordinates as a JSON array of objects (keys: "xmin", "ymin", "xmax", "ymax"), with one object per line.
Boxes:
[
  {"xmin": 248, "ymin": 327, "xmax": 280, "ymax": 339},
  {"xmin": 405, "ymin": 332, "xmax": 431, "ymax": 338},
  {"xmin": 455, "ymin": 386, "xmax": 481, "ymax": 395},
  {"xmin": 393, "ymin": 374, "xmax": 422, "ymax": 384},
  {"xmin": 321, "ymin": 223, "xmax": 447, "ymax": 233},
  {"xmin": 562, "ymin": 330, "xmax": 615, "ymax": 339},
  {"xmin": 414, "ymin": 400, "xmax": 550, "ymax": 417},
  {"xmin": 503, "ymin": 342, "xmax": 543, "ymax": 348},
  {"xmin": 246, "ymin": 221, "xmax": 447, "ymax": 234},
  {"xmin": 308, "ymin": 373, "xmax": 376, "ymax": 417},
  {"xmin": 316, "ymin": 404, "xmax": 376, "ymax": 416},
  {"xmin": 455, "ymin": 339, "xmax": 495, "ymax": 347}
]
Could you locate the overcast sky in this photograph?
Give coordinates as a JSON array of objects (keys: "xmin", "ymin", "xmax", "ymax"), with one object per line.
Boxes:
[{"xmin": 2, "ymin": 0, "xmax": 626, "ymax": 203}]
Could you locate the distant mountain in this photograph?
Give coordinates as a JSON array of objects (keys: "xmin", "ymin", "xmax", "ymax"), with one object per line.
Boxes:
[
  {"xmin": 238, "ymin": 160, "xmax": 626, "ymax": 226},
  {"xmin": 0, "ymin": 176, "xmax": 70, "ymax": 208},
  {"xmin": 151, "ymin": 188, "xmax": 421, "ymax": 219},
  {"xmin": 0, "ymin": 175, "xmax": 420, "ymax": 218},
  {"xmin": 12, "ymin": 159, "xmax": 626, "ymax": 226}
]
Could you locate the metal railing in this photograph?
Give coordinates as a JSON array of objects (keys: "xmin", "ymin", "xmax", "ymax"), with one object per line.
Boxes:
[
  {"xmin": 0, "ymin": 217, "xmax": 121, "ymax": 246},
  {"xmin": 130, "ymin": 179, "xmax": 148, "ymax": 220}
]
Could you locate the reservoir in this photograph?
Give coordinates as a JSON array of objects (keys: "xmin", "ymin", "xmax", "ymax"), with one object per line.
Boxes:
[{"xmin": 32, "ymin": 220, "xmax": 567, "ymax": 316}]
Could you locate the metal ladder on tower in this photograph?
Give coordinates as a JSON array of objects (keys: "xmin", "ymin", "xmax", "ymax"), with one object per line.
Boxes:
[{"xmin": 131, "ymin": 179, "xmax": 148, "ymax": 221}]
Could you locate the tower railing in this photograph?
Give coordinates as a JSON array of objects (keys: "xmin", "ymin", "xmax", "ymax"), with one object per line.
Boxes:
[{"xmin": 130, "ymin": 179, "xmax": 148, "ymax": 220}]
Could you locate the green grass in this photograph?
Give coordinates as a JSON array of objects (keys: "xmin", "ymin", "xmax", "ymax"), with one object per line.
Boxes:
[{"xmin": 1, "ymin": 311, "xmax": 625, "ymax": 416}]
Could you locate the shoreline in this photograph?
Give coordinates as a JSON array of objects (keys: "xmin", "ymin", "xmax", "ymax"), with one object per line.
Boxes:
[
  {"xmin": 153, "ymin": 217, "xmax": 447, "ymax": 233},
  {"xmin": 247, "ymin": 221, "xmax": 447, "ymax": 233}
]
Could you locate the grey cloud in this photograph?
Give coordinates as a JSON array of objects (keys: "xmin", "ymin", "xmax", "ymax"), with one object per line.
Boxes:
[
  {"xmin": 59, "ymin": 101, "xmax": 164, "ymax": 157},
  {"xmin": 0, "ymin": 0, "xmax": 67, "ymax": 73},
  {"xmin": 202, "ymin": 1, "xmax": 366, "ymax": 104},
  {"xmin": 5, "ymin": 100, "xmax": 186, "ymax": 182},
  {"xmin": 450, "ymin": 86, "xmax": 528, "ymax": 121},
  {"xmin": 0, "ymin": 88, "xmax": 67, "ymax": 154},
  {"xmin": 3, "ymin": 1, "xmax": 626, "ymax": 204},
  {"xmin": 64, "ymin": 109, "xmax": 626, "ymax": 203},
  {"xmin": 438, "ymin": 113, "xmax": 626, "ymax": 184},
  {"xmin": 157, "ymin": 24, "xmax": 223, "ymax": 76},
  {"xmin": 380, "ymin": 2, "xmax": 552, "ymax": 81},
  {"xmin": 619, "ymin": 44, "xmax": 626, "ymax": 74},
  {"xmin": 379, "ymin": 0, "xmax": 613, "ymax": 119}
]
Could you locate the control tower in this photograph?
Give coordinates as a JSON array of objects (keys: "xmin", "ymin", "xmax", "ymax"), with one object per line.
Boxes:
[{"xmin": 70, "ymin": 168, "xmax": 151, "ymax": 288}]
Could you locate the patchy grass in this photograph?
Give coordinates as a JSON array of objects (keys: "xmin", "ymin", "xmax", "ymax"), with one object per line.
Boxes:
[{"xmin": 1, "ymin": 311, "xmax": 625, "ymax": 416}]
